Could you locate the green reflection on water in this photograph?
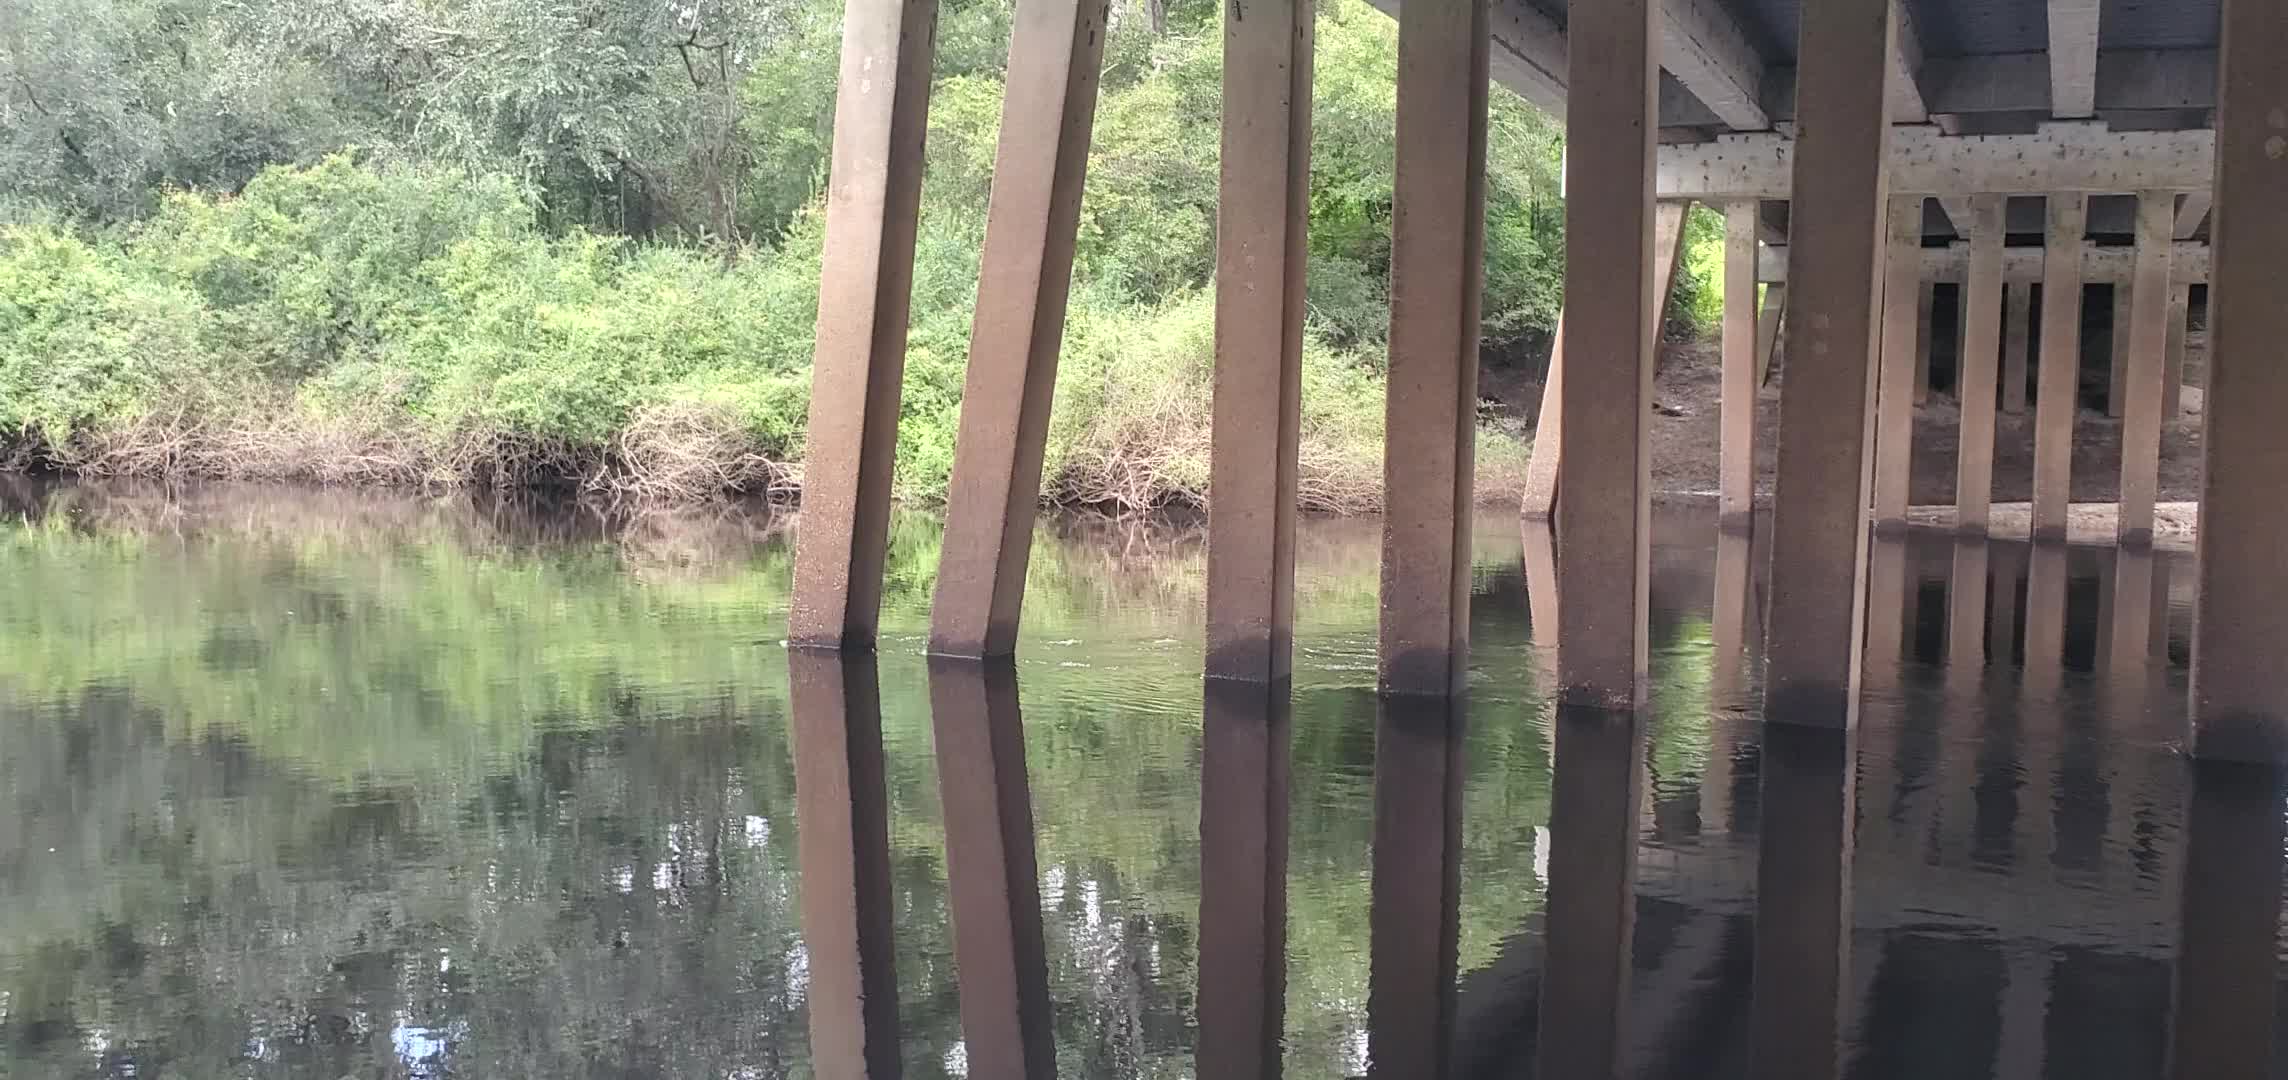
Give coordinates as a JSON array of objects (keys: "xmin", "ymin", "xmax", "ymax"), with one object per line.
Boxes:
[{"xmin": 0, "ymin": 483, "xmax": 1723, "ymax": 1078}]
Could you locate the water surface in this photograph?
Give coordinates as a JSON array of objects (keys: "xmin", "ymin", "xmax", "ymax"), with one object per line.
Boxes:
[{"xmin": 0, "ymin": 481, "xmax": 2276, "ymax": 1078}]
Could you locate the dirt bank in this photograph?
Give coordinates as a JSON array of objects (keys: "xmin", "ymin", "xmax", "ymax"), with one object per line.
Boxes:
[{"xmin": 1481, "ymin": 328, "xmax": 2210, "ymax": 506}]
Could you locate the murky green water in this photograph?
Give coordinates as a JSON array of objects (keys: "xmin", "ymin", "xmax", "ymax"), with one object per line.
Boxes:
[{"xmin": 0, "ymin": 481, "xmax": 2272, "ymax": 1079}]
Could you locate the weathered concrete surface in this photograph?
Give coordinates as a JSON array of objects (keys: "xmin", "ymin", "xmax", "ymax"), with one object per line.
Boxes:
[
  {"xmin": 1720, "ymin": 200, "xmax": 1759, "ymax": 525},
  {"xmin": 1379, "ymin": 0, "xmax": 1488, "ymax": 697},
  {"xmin": 2116, "ymin": 191, "xmax": 2173, "ymax": 545},
  {"xmin": 1761, "ymin": 0, "xmax": 1890, "ymax": 731},
  {"xmin": 2031, "ymin": 195, "xmax": 2086, "ymax": 542},
  {"xmin": 1203, "ymin": 0, "xmax": 1311, "ymax": 683},
  {"xmin": 2192, "ymin": 0, "xmax": 2288, "ymax": 765},
  {"xmin": 1554, "ymin": 0, "xmax": 1656, "ymax": 709},
  {"xmin": 1955, "ymin": 195, "xmax": 2006, "ymax": 534},
  {"xmin": 789, "ymin": 0, "xmax": 939, "ymax": 650},
  {"xmin": 1872, "ymin": 197, "xmax": 1923, "ymax": 530},
  {"xmin": 930, "ymin": 0, "xmax": 1109, "ymax": 660}
]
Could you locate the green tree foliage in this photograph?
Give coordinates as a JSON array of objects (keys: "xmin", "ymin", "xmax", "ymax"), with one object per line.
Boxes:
[{"xmin": 1, "ymin": 0, "xmax": 1716, "ymax": 504}]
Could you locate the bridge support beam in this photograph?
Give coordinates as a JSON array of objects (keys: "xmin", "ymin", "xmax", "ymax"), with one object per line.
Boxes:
[
  {"xmin": 2117, "ymin": 191, "xmax": 2173, "ymax": 545},
  {"xmin": 1914, "ymin": 280, "xmax": 1936, "ymax": 406},
  {"xmin": 789, "ymin": 0, "xmax": 939, "ymax": 650},
  {"xmin": 1758, "ymin": 281, "xmax": 1787, "ymax": 385},
  {"xmin": 1956, "ymin": 195, "xmax": 2006, "ymax": 535},
  {"xmin": 1721, "ymin": 201, "xmax": 1760, "ymax": 526},
  {"xmin": 1378, "ymin": 0, "xmax": 1488, "ymax": 697},
  {"xmin": 1872, "ymin": 197, "xmax": 1923, "ymax": 531},
  {"xmin": 2192, "ymin": 0, "xmax": 2288, "ymax": 764},
  {"xmin": 1203, "ymin": 0, "xmax": 1312, "ymax": 682},
  {"xmin": 1521, "ymin": 203, "xmax": 1688, "ymax": 522},
  {"xmin": 2032, "ymin": 195, "xmax": 2087, "ymax": 542},
  {"xmin": 2107, "ymin": 286, "xmax": 2131, "ymax": 418},
  {"xmin": 2163, "ymin": 282, "xmax": 2190, "ymax": 419},
  {"xmin": 2003, "ymin": 281, "xmax": 2032, "ymax": 414},
  {"xmin": 1761, "ymin": 0, "xmax": 1891, "ymax": 732},
  {"xmin": 1553, "ymin": 0, "xmax": 1656, "ymax": 709},
  {"xmin": 930, "ymin": 0, "xmax": 1109, "ymax": 659}
]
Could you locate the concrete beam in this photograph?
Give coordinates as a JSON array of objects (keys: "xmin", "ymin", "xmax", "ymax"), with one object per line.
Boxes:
[
  {"xmin": 1758, "ymin": 240, "xmax": 2214, "ymax": 285},
  {"xmin": 791, "ymin": 0, "xmax": 940, "ymax": 651},
  {"xmin": 2047, "ymin": 0, "xmax": 2101, "ymax": 119},
  {"xmin": 1555, "ymin": 0, "xmax": 1658, "ymax": 709},
  {"xmin": 1659, "ymin": 125, "xmax": 2216, "ymax": 200},
  {"xmin": 1369, "ymin": 0, "xmax": 1565, "ymax": 115},
  {"xmin": 1777, "ymin": 48, "xmax": 2216, "ymax": 121},
  {"xmin": 1660, "ymin": 0, "xmax": 1770, "ymax": 131},
  {"xmin": 2192, "ymin": 0, "xmax": 2288, "ymax": 765},
  {"xmin": 1204, "ymin": 0, "xmax": 1311, "ymax": 683},
  {"xmin": 1721, "ymin": 200, "xmax": 1759, "ymax": 524},
  {"xmin": 2176, "ymin": 190, "xmax": 2213, "ymax": 239},
  {"xmin": 1379, "ymin": 0, "xmax": 1488, "ymax": 697},
  {"xmin": 1889, "ymin": 1, "xmax": 1930, "ymax": 125},
  {"xmin": 931, "ymin": 0, "xmax": 1109, "ymax": 660}
]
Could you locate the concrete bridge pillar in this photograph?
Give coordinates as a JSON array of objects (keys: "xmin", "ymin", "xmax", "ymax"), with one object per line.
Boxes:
[
  {"xmin": 1378, "ymin": 0, "xmax": 1488, "ymax": 697},
  {"xmin": 930, "ymin": 0, "xmax": 1110, "ymax": 659},
  {"xmin": 2116, "ymin": 191, "xmax": 2174, "ymax": 545},
  {"xmin": 1195, "ymin": 679, "xmax": 1292, "ymax": 1079},
  {"xmin": 1203, "ymin": 0, "xmax": 1312, "ymax": 683},
  {"xmin": 2032, "ymin": 194, "xmax": 2087, "ymax": 541},
  {"xmin": 1872, "ymin": 197, "xmax": 1924, "ymax": 530},
  {"xmin": 1914, "ymin": 279, "xmax": 1936, "ymax": 405},
  {"xmin": 1956, "ymin": 195, "xmax": 2007, "ymax": 534},
  {"xmin": 1762, "ymin": 0, "xmax": 1893, "ymax": 730},
  {"xmin": 1553, "ymin": 0, "xmax": 1657, "ymax": 709},
  {"xmin": 2108, "ymin": 285, "xmax": 2132, "ymax": 418},
  {"xmin": 1720, "ymin": 200, "xmax": 1760, "ymax": 526},
  {"xmin": 787, "ymin": 652, "xmax": 902, "ymax": 1075},
  {"xmin": 2190, "ymin": 0, "xmax": 2288, "ymax": 763},
  {"xmin": 1758, "ymin": 282, "xmax": 1788, "ymax": 386},
  {"xmin": 926, "ymin": 659, "xmax": 1056, "ymax": 1077},
  {"xmin": 789, "ymin": 0, "xmax": 939, "ymax": 650},
  {"xmin": 2163, "ymin": 282, "xmax": 2190, "ymax": 419},
  {"xmin": 2002, "ymin": 281, "xmax": 2033, "ymax": 415}
]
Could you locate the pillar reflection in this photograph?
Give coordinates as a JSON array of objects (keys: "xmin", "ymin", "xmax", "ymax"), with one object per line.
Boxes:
[
  {"xmin": 1748, "ymin": 723, "xmax": 1857, "ymax": 1080},
  {"xmin": 1196, "ymin": 678, "xmax": 1293, "ymax": 1080},
  {"xmin": 1366, "ymin": 695, "xmax": 1465, "ymax": 1080},
  {"xmin": 788, "ymin": 651, "xmax": 903, "ymax": 1079},
  {"xmin": 1535, "ymin": 704, "xmax": 1649, "ymax": 1079},
  {"xmin": 2165, "ymin": 762, "xmax": 2287, "ymax": 1080}
]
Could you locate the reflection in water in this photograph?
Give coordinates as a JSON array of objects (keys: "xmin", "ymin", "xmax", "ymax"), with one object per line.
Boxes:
[
  {"xmin": 1, "ymin": 483, "xmax": 2284, "ymax": 1080},
  {"xmin": 928, "ymin": 659, "xmax": 1058, "ymax": 1079},
  {"xmin": 790, "ymin": 652, "xmax": 904, "ymax": 1079},
  {"xmin": 1367, "ymin": 695, "xmax": 1464, "ymax": 1080},
  {"xmin": 1196, "ymin": 679, "xmax": 1292, "ymax": 1080}
]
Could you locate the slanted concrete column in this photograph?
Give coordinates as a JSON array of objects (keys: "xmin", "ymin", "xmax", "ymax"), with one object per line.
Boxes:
[
  {"xmin": 1956, "ymin": 195, "xmax": 2006, "ymax": 534},
  {"xmin": 2032, "ymin": 194, "xmax": 2087, "ymax": 541},
  {"xmin": 1203, "ymin": 0, "xmax": 1312, "ymax": 683},
  {"xmin": 1872, "ymin": 198, "xmax": 1924, "ymax": 530},
  {"xmin": 926, "ymin": 659, "xmax": 1055, "ymax": 1077},
  {"xmin": 1721, "ymin": 201, "xmax": 1761, "ymax": 526},
  {"xmin": 1536, "ymin": 705, "xmax": 1649, "ymax": 1079},
  {"xmin": 1554, "ymin": 0, "xmax": 1657, "ymax": 709},
  {"xmin": 1522, "ymin": 204, "xmax": 1689, "ymax": 521},
  {"xmin": 790, "ymin": 0, "xmax": 940, "ymax": 650},
  {"xmin": 930, "ymin": 0, "xmax": 1110, "ymax": 659},
  {"xmin": 1195, "ymin": 679, "xmax": 1292, "ymax": 1080},
  {"xmin": 787, "ymin": 653, "xmax": 902, "ymax": 1075},
  {"xmin": 2192, "ymin": 0, "xmax": 2288, "ymax": 763},
  {"xmin": 1758, "ymin": 281, "xmax": 1788, "ymax": 386},
  {"xmin": 1762, "ymin": 0, "xmax": 1893, "ymax": 732},
  {"xmin": 2108, "ymin": 285, "xmax": 2132, "ymax": 418},
  {"xmin": 1914, "ymin": 280, "xmax": 1936, "ymax": 406},
  {"xmin": 2117, "ymin": 191, "xmax": 2174, "ymax": 545},
  {"xmin": 2167, "ymin": 762, "xmax": 2288, "ymax": 1080},
  {"xmin": 2002, "ymin": 281, "xmax": 2033, "ymax": 415},
  {"xmin": 2163, "ymin": 282, "xmax": 2190, "ymax": 419},
  {"xmin": 1379, "ymin": 0, "xmax": 1488, "ymax": 697}
]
